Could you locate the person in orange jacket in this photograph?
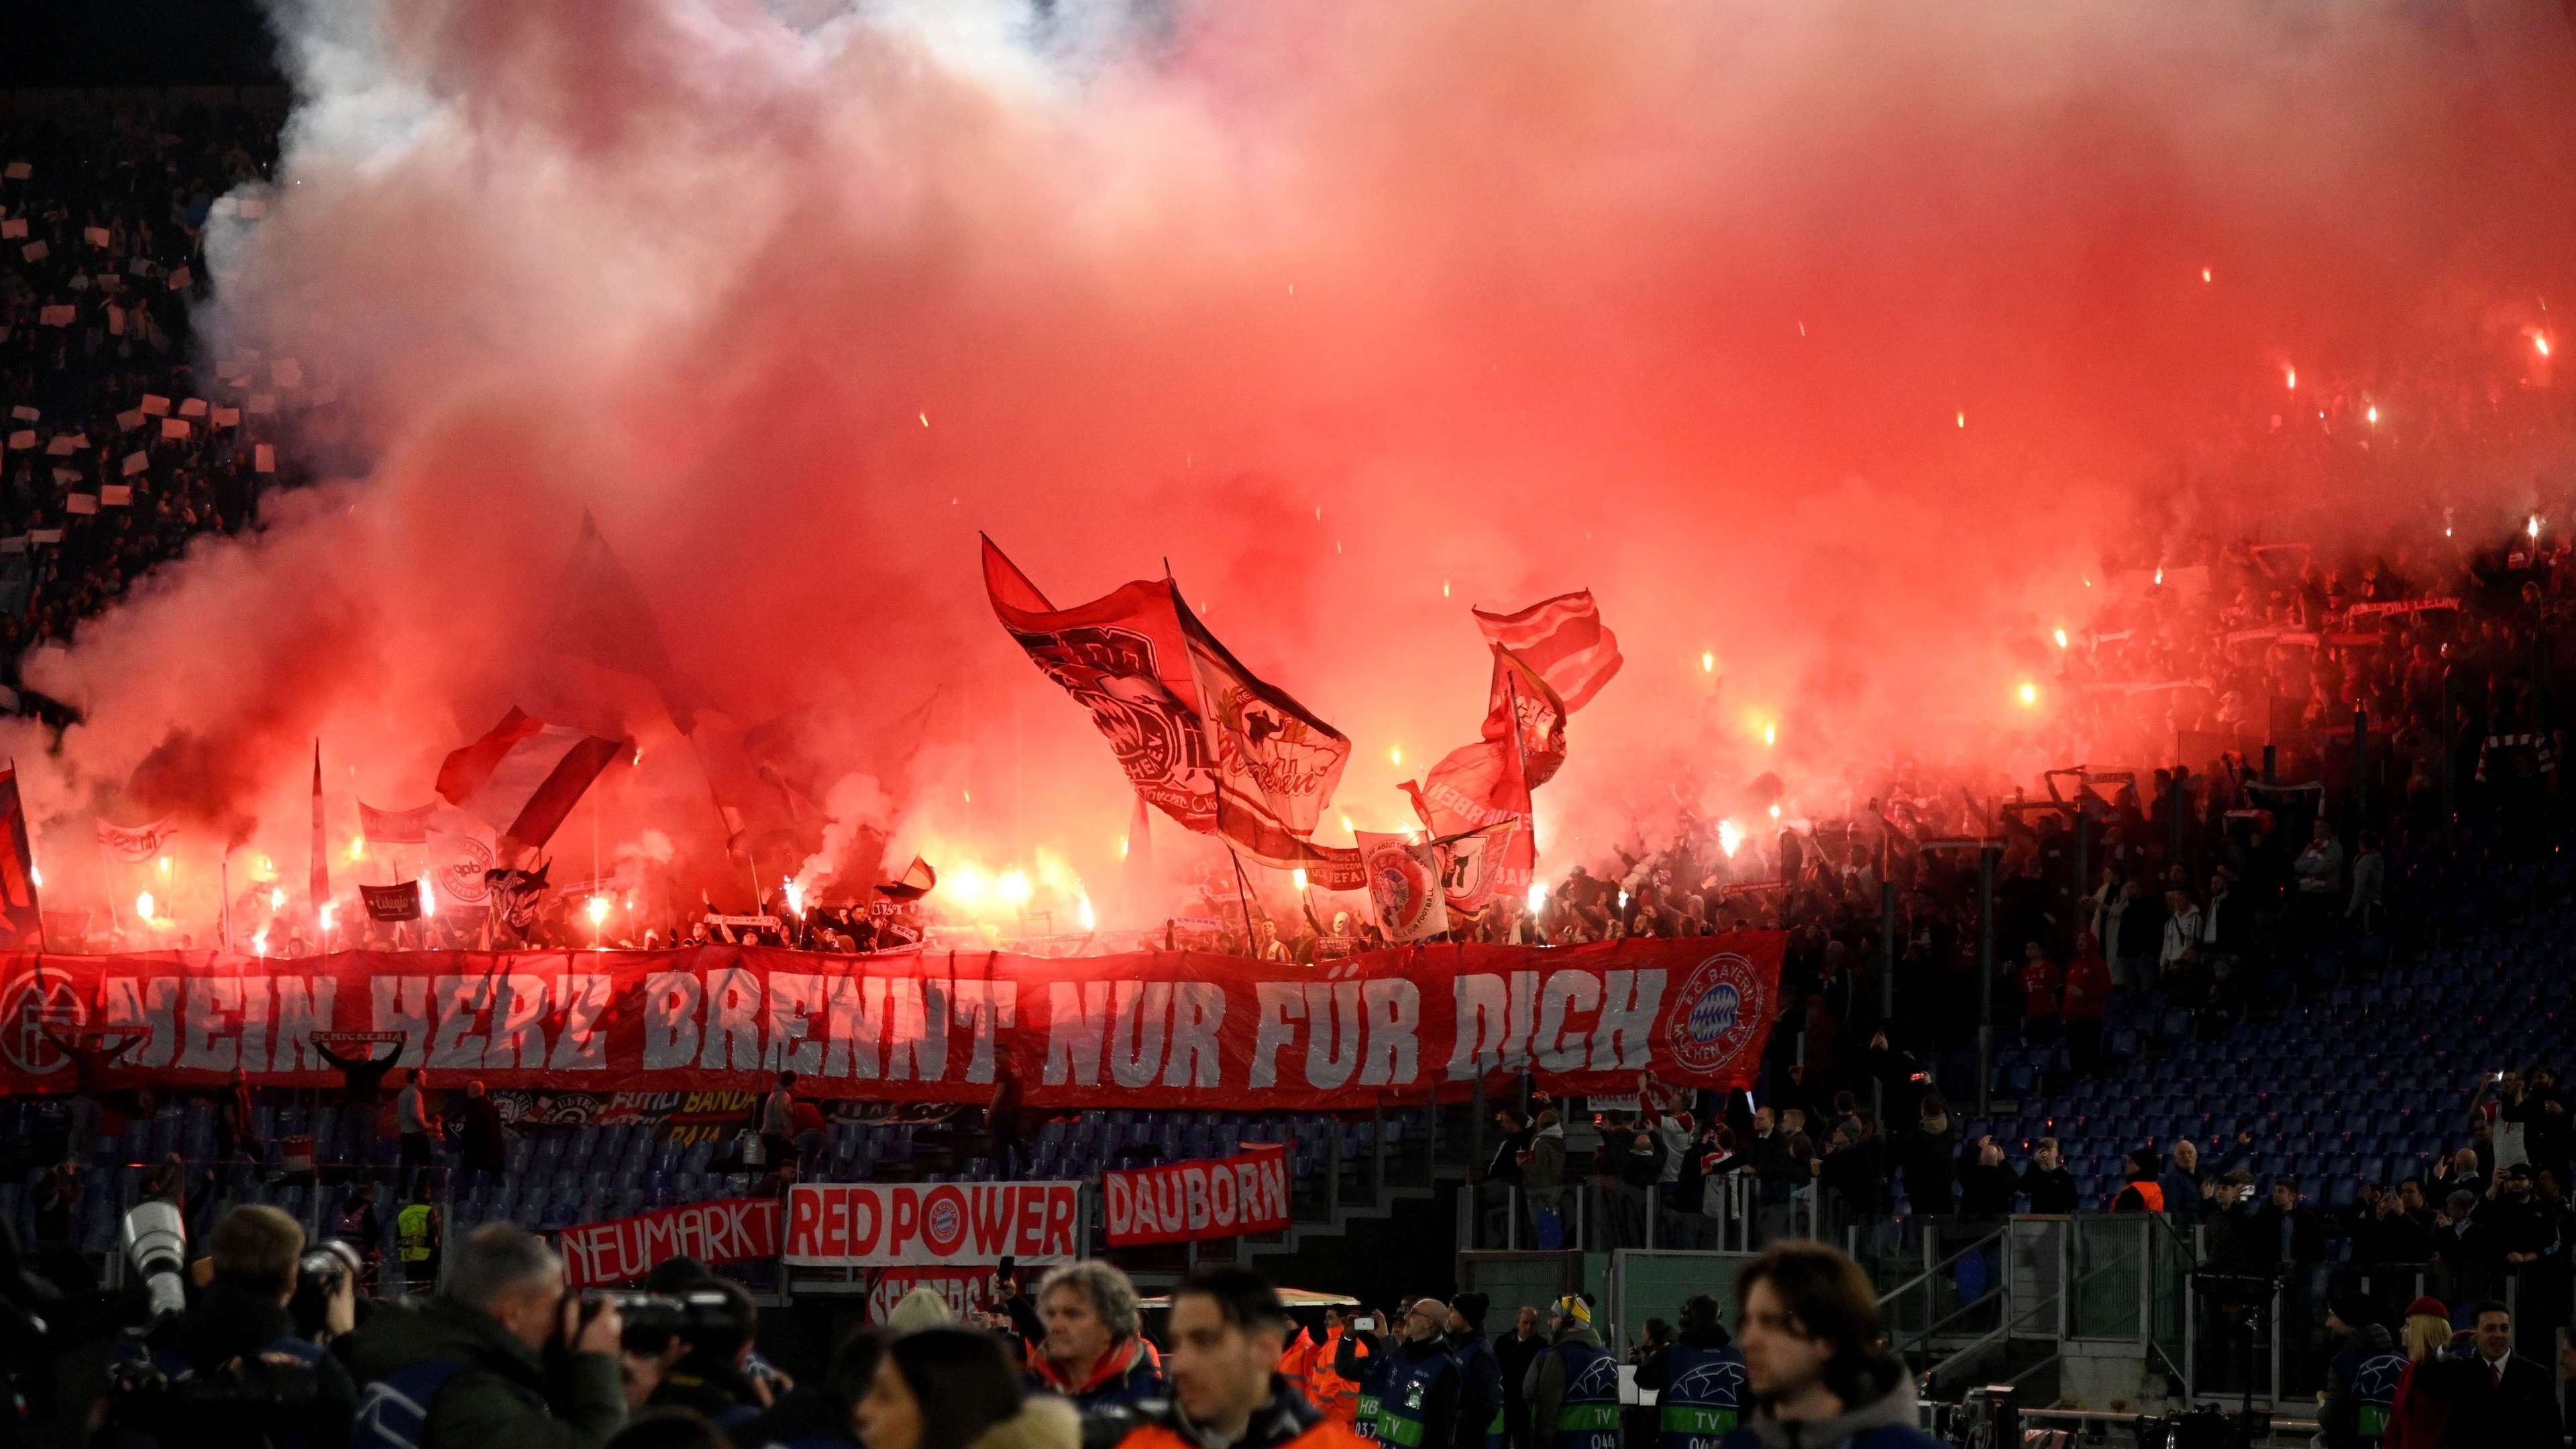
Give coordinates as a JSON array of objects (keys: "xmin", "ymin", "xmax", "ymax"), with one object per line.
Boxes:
[
  {"xmin": 1091, "ymin": 1269, "xmax": 1372, "ymax": 1449},
  {"xmin": 1308, "ymin": 1305, "xmax": 1367, "ymax": 1426},
  {"xmin": 1278, "ymin": 1318, "xmax": 1322, "ymax": 1402}
]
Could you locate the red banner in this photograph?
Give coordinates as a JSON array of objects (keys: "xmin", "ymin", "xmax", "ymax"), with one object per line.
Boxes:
[
  {"xmin": 1103, "ymin": 1143, "xmax": 1292, "ymax": 1246},
  {"xmin": 559, "ymin": 1196, "xmax": 782, "ymax": 1288},
  {"xmin": 786, "ymin": 1181, "xmax": 1083, "ymax": 1267},
  {"xmin": 0, "ymin": 934, "xmax": 1781, "ymax": 1108}
]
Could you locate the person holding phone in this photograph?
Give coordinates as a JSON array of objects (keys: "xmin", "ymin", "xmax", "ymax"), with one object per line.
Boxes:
[{"xmin": 1334, "ymin": 1299, "xmax": 1458, "ymax": 1449}]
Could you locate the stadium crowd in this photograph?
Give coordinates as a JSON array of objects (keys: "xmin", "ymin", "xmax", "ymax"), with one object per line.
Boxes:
[{"xmin": 0, "ymin": 1173, "xmax": 1970, "ymax": 1449}]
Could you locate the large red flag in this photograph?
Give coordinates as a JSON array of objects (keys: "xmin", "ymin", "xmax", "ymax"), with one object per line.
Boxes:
[
  {"xmin": 1400, "ymin": 647, "xmax": 1561, "ymax": 914},
  {"xmin": 982, "ymin": 535, "xmax": 1214, "ymax": 832},
  {"xmin": 982, "ymin": 537, "xmax": 1366, "ymax": 888},
  {"xmin": 436, "ymin": 710, "xmax": 629, "ymax": 849},
  {"xmin": 1473, "ymin": 590, "xmax": 1623, "ymax": 712},
  {"xmin": 0, "ymin": 763, "xmax": 43, "ymax": 950}
]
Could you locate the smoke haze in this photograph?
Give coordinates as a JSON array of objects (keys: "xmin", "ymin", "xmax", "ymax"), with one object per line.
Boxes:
[{"xmin": 12, "ymin": 0, "xmax": 2575, "ymax": 925}]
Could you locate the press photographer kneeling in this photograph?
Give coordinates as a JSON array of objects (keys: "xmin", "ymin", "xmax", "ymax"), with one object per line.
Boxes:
[{"xmin": 101, "ymin": 1204, "xmax": 360, "ymax": 1449}]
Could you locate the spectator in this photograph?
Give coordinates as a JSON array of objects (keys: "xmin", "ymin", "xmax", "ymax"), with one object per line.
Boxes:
[
  {"xmin": 1027, "ymin": 1260, "xmax": 1163, "ymax": 1410},
  {"xmin": 981, "ymin": 1258, "xmax": 1044, "ymax": 1352},
  {"xmin": 1894, "ymin": 1095, "xmax": 1957, "ymax": 1217},
  {"xmin": 315, "ymin": 1034, "xmax": 407, "ymax": 1111},
  {"xmin": 986, "ymin": 1044, "xmax": 1024, "ymax": 1179},
  {"xmin": 1727, "ymin": 1243, "xmax": 1943, "ymax": 1447},
  {"xmin": 2296, "ymin": 819, "xmax": 2348, "ymax": 932},
  {"xmin": 2436, "ymin": 1187, "xmax": 2505, "ymax": 1307},
  {"xmin": 2019, "ymin": 1139, "xmax": 2078, "ymax": 1214},
  {"xmin": 2202, "ymin": 1172, "xmax": 2264, "ymax": 1273},
  {"xmin": 341, "ymin": 1223, "xmax": 631, "ymax": 1449},
  {"xmin": 2158, "ymin": 888, "xmax": 2203, "ymax": 1000},
  {"xmin": 2059, "ymin": 932, "xmax": 2112, "ymax": 1076},
  {"xmin": 890, "ymin": 1287, "xmax": 955, "ymax": 1333},
  {"xmin": 857, "ymin": 1328, "xmax": 1075, "ymax": 1449},
  {"xmin": 396, "ymin": 1070, "xmax": 438, "ymax": 1187},
  {"xmin": 1955, "ymin": 1136, "xmax": 2017, "ymax": 1218},
  {"xmin": 213, "ymin": 1064, "xmax": 262, "ymax": 1168},
  {"xmin": 2161, "ymin": 1139, "xmax": 2210, "ymax": 1225},
  {"xmin": 2255, "ymin": 1177, "xmax": 2330, "ymax": 1269},
  {"xmin": 2015, "ymin": 941, "xmax": 2059, "ymax": 1044},
  {"xmin": 2349, "ymin": 830, "xmax": 2385, "ymax": 933},
  {"xmin": 761, "ymin": 1071, "xmax": 798, "ymax": 1173},
  {"xmin": 460, "ymin": 1081, "xmax": 506, "ymax": 1195}
]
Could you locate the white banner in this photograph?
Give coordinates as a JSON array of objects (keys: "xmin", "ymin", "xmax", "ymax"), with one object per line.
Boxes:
[{"xmin": 785, "ymin": 1180, "xmax": 1081, "ymax": 1267}]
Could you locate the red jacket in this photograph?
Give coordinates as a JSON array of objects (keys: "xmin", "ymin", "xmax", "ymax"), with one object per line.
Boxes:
[
  {"xmin": 1026, "ymin": 1333, "xmax": 1165, "ymax": 1411},
  {"xmin": 2385, "ymin": 1354, "xmax": 2452, "ymax": 1449},
  {"xmin": 2060, "ymin": 951, "xmax": 2112, "ymax": 1023}
]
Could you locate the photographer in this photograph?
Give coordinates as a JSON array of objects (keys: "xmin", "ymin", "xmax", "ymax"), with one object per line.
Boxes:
[
  {"xmin": 103, "ymin": 1204, "xmax": 358, "ymax": 1449},
  {"xmin": 341, "ymin": 1224, "xmax": 633, "ymax": 1449},
  {"xmin": 290, "ymin": 1241, "xmax": 364, "ymax": 1348},
  {"xmin": 640, "ymin": 1279, "xmax": 771, "ymax": 1430}
]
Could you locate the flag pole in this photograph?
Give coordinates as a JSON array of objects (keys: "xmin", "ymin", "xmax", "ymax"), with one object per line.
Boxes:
[
  {"xmin": 1501, "ymin": 651, "xmax": 1538, "ymax": 930},
  {"xmin": 1225, "ymin": 847, "xmax": 1260, "ymax": 953},
  {"xmin": 220, "ymin": 852, "xmax": 233, "ymax": 953}
]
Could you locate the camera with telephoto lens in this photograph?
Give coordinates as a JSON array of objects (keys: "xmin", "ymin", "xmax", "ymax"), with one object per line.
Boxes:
[
  {"xmin": 602, "ymin": 1289, "xmax": 753, "ymax": 1359},
  {"xmin": 120, "ymin": 1200, "xmax": 189, "ymax": 1326}
]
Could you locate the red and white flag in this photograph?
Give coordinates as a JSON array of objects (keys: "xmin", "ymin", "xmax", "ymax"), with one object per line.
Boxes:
[
  {"xmin": 1401, "ymin": 743, "xmax": 1531, "ymax": 914},
  {"xmin": 983, "ymin": 535, "xmax": 1215, "ymax": 833},
  {"xmin": 435, "ymin": 708, "xmax": 629, "ymax": 848},
  {"xmin": 1473, "ymin": 590, "xmax": 1623, "ymax": 712},
  {"xmin": 1355, "ymin": 830, "xmax": 1448, "ymax": 942},
  {"xmin": 358, "ymin": 800, "xmax": 436, "ymax": 845},
  {"xmin": 95, "ymin": 815, "xmax": 180, "ymax": 863},
  {"xmin": 1179, "ymin": 596, "xmax": 1353, "ymax": 865}
]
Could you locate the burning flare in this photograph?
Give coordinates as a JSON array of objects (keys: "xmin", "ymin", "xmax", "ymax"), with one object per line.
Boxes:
[{"xmin": 1717, "ymin": 819, "xmax": 1745, "ymax": 857}]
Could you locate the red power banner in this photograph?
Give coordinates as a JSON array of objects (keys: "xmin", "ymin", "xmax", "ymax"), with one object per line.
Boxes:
[{"xmin": 0, "ymin": 934, "xmax": 1782, "ymax": 1108}]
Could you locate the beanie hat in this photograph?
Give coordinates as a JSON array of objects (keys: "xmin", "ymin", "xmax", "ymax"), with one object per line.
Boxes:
[
  {"xmin": 2404, "ymin": 1295, "xmax": 2450, "ymax": 1322},
  {"xmin": 1552, "ymin": 1295, "xmax": 1592, "ymax": 1327},
  {"xmin": 1453, "ymin": 1292, "xmax": 1490, "ymax": 1330},
  {"xmin": 2330, "ymin": 1292, "xmax": 2379, "ymax": 1331}
]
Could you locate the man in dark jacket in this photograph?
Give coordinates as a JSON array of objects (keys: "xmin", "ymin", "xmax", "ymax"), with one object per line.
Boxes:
[
  {"xmin": 2019, "ymin": 1140, "xmax": 2078, "ymax": 1214},
  {"xmin": 1493, "ymin": 1307, "xmax": 1546, "ymax": 1449},
  {"xmin": 460, "ymin": 1081, "xmax": 506, "ymax": 1195},
  {"xmin": 1955, "ymin": 1136, "xmax": 2018, "ymax": 1218},
  {"xmin": 1335, "ymin": 1298, "xmax": 1458, "ymax": 1449},
  {"xmin": 1631, "ymin": 1294, "xmax": 1743, "ymax": 1443},
  {"xmin": 1444, "ymin": 1293, "xmax": 1505, "ymax": 1449},
  {"xmin": 340, "ymin": 1222, "xmax": 633, "ymax": 1449},
  {"xmin": 2445, "ymin": 1300, "xmax": 2561, "ymax": 1446},
  {"xmin": 1895, "ymin": 1098, "xmax": 1957, "ymax": 1216},
  {"xmin": 109, "ymin": 1204, "xmax": 359, "ymax": 1449}
]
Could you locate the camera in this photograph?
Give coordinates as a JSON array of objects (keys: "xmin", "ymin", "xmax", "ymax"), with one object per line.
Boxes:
[
  {"xmin": 121, "ymin": 1199, "xmax": 189, "ymax": 1324},
  {"xmin": 288, "ymin": 1240, "xmax": 362, "ymax": 1340},
  {"xmin": 600, "ymin": 1289, "xmax": 753, "ymax": 1360}
]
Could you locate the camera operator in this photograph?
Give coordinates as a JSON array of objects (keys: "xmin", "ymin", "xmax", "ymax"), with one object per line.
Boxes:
[
  {"xmin": 289, "ymin": 1241, "xmax": 364, "ymax": 1348},
  {"xmin": 341, "ymin": 1224, "xmax": 633, "ymax": 1449},
  {"xmin": 103, "ymin": 1204, "xmax": 358, "ymax": 1449},
  {"xmin": 640, "ymin": 1279, "xmax": 772, "ymax": 1430}
]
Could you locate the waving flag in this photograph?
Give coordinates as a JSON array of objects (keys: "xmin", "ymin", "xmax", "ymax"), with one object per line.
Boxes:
[
  {"xmin": 1177, "ymin": 592, "xmax": 1352, "ymax": 866},
  {"xmin": 95, "ymin": 814, "xmax": 180, "ymax": 863},
  {"xmin": 1356, "ymin": 830, "xmax": 1448, "ymax": 943},
  {"xmin": 984, "ymin": 537, "xmax": 1364, "ymax": 889},
  {"xmin": 436, "ymin": 708, "xmax": 629, "ymax": 847},
  {"xmin": 1399, "ymin": 648, "xmax": 1560, "ymax": 913},
  {"xmin": 358, "ymin": 800, "xmax": 437, "ymax": 845},
  {"xmin": 983, "ymin": 535, "xmax": 1214, "ymax": 832},
  {"xmin": 1473, "ymin": 590, "xmax": 1623, "ymax": 711},
  {"xmin": 0, "ymin": 763, "xmax": 42, "ymax": 950},
  {"xmin": 547, "ymin": 511, "xmax": 709, "ymax": 733}
]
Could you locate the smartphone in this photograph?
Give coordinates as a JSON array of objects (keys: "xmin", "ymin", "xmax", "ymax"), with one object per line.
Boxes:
[{"xmin": 1355, "ymin": 1317, "xmax": 1377, "ymax": 1332}]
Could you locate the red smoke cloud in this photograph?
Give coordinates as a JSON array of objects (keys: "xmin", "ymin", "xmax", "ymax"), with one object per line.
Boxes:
[{"xmin": 9, "ymin": 0, "xmax": 2574, "ymax": 928}]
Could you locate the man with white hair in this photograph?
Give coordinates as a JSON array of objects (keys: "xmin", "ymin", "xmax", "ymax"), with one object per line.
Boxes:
[{"xmin": 1027, "ymin": 1259, "xmax": 1166, "ymax": 1409}]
